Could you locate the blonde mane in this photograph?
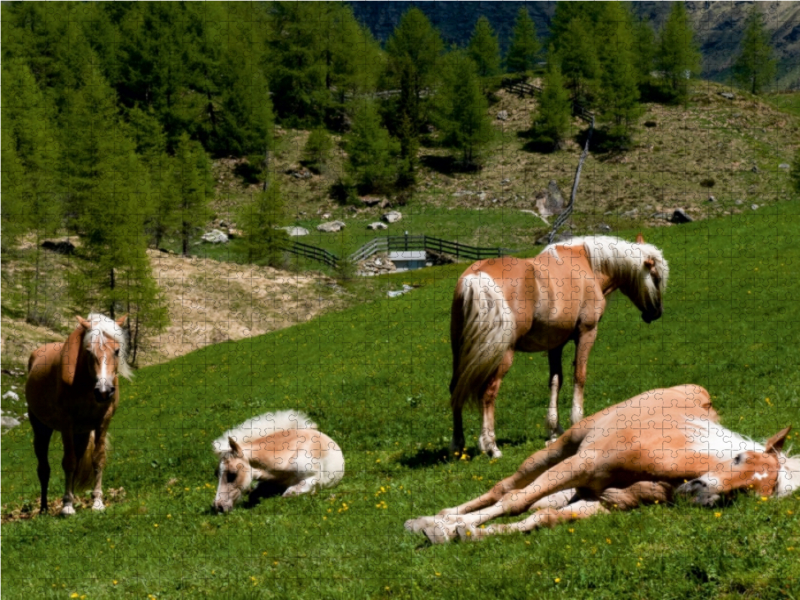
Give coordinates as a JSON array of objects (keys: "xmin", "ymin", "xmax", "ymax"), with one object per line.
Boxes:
[
  {"xmin": 213, "ymin": 410, "xmax": 318, "ymax": 456},
  {"xmin": 83, "ymin": 313, "xmax": 132, "ymax": 380},
  {"xmin": 545, "ymin": 235, "xmax": 669, "ymax": 305}
]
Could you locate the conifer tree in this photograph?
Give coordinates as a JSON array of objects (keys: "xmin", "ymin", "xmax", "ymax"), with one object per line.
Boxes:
[
  {"xmin": 1, "ymin": 123, "xmax": 28, "ymax": 253},
  {"xmin": 434, "ymin": 53, "xmax": 493, "ymax": 168},
  {"xmin": 733, "ymin": 5, "xmax": 776, "ymax": 95},
  {"xmin": 633, "ymin": 17, "xmax": 657, "ymax": 88},
  {"xmin": 791, "ymin": 149, "xmax": 800, "ymax": 197},
  {"xmin": 467, "ymin": 17, "xmax": 501, "ymax": 78},
  {"xmin": 557, "ymin": 17, "xmax": 601, "ymax": 109},
  {"xmin": 343, "ymin": 101, "xmax": 399, "ymax": 195},
  {"xmin": 657, "ymin": 2, "xmax": 701, "ymax": 104},
  {"xmin": 505, "ymin": 8, "xmax": 541, "ymax": 75},
  {"xmin": 530, "ymin": 52, "xmax": 572, "ymax": 151},
  {"xmin": 173, "ymin": 133, "xmax": 213, "ymax": 256},
  {"xmin": 302, "ymin": 129, "xmax": 333, "ymax": 175},
  {"xmin": 385, "ymin": 8, "xmax": 444, "ymax": 132},
  {"xmin": 239, "ymin": 183, "xmax": 288, "ymax": 267},
  {"xmin": 597, "ymin": 2, "xmax": 641, "ymax": 143}
]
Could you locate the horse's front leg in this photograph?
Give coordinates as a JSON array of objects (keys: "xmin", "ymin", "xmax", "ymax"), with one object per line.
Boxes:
[
  {"xmin": 30, "ymin": 413, "xmax": 54, "ymax": 515},
  {"xmin": 478, "ymin": 348, "xmax": 514, "ymax": 458},
  {"xmin": 60, "ymin": 431, "xmax": 91, "ymax": 516},
  {"xmin": 91, "ymin": 429, "xmax": 107, "ymax": 511},
  {"xmin": 546, "ymin": 344, "xmax": 566, "ymax": 442},
  {"xmin": 571, "ymin": 328, "xmax": 597, "ymax": 427}
]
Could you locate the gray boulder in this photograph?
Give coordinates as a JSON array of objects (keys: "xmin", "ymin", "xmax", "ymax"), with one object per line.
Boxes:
[
  {"xmin": 670, "ymin": 209, "xmax": 693, "ymax": 224},
  {"xmin": 317, "ymin": 220, "xmax": 346, "ymax": 233},
  {"xmin": 719, "ymin": 92, "xmax": 736, "ymax": 100},
  {"xmin": 367, "ymin": 222, "xmax": 388, "ymax": 230},
  {"xmin": 496, "ymin": 110, "xmax": 509, "ymax": 121},
  {"xmin": 282, "ymin": 226, "xmax": 310, "ymax": 237},
  {"xmin": 382, "ymin": 211, "xmax": 402, "ymax": 224},
  {"xmin": 201, "ymin": 229, "xmax": 229, "ymax": 243}
]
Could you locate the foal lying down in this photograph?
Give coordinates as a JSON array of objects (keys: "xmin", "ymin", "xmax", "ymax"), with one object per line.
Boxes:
[
  {"xmin": 406, "ymin": 385, "xmax": 799, "ymax": 543},
  {"xmin": 212, "ymin": 410, "xmax": 344, "ymax": 513}
]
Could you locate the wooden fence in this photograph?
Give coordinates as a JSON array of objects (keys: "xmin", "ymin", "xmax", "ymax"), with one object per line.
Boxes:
[
  {"xmin": 282, "ymin": 234, "xmax": 516, "ymax": 270},
  {"xmin": 501, "ymin": 77, "xmax": 594, "ymax": 123},
  {"xmin": 282, "ymin": 240, "xmax": 339, "ymax": 269}
]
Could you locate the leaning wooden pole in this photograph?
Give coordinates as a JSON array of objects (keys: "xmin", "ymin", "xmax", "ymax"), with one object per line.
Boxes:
[{"xmin": 548, "ymin": 115, "xmax": 595, "ymax": 244}]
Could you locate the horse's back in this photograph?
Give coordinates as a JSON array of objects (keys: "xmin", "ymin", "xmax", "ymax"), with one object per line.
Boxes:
[{"xmin": 579, "ymin": 385, "xmax": 715, "ymax": 446}]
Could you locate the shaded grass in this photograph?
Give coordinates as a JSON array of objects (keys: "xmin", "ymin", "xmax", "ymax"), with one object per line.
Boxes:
[{"xmin": 3, "ymin": 209, "xmax": 800, "ymax": 598}]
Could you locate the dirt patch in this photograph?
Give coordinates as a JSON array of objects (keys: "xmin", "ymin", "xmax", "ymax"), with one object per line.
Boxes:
[{"xmin": 140, "ymin": 250, "xmax": 346, "ymax": 366}]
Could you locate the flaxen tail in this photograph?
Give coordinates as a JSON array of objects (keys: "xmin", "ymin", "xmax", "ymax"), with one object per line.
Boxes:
[
  {"xmin": 450, "ymin": 272, "xmax": 515, "ymax": 410},
  {"xmin": 73, "ymin": 432, "xmax": 96, "ymax": 492}
]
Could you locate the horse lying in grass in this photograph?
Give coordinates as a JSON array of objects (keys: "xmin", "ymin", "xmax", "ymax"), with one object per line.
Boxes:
[
  {"xmin": 25, "ymin": 314, "xmax": 130, "ymax": 516},
  {"xmin": 212, "ymin": 410, "xmax": 345, "ymax": 513},
  {"xmin": 406, "ymin": 385, "xmax": 798, "ymax": 543},
  {"xmin": 449, "ymin": 234, "xmax": 669, "ymax": 457}
]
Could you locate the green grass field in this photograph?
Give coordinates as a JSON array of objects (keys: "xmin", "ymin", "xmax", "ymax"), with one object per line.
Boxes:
[{"xmin": 3, "ymin": 208, "xmax": 800, "ymax": 599}]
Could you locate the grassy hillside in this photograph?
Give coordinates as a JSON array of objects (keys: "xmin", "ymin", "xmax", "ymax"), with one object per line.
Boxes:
[{"xmin": 3, "ymin": 208, "xmax": 799, "ymax": 599}]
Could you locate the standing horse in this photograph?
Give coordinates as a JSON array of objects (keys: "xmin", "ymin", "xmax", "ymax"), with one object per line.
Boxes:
[
  {"xmin": 449, "ymin": 234, "xmax": 669, "ymax": 458},
  {"xmin": 407, "ymin": 384, "xmax": 799, "ymax": 543},
  {"xmin": 25, "ymin": 314, "xmax": 130, "ymax": 516},
  {"xmin": 212, "ymin": 410, "xmax": 345, "ymax": 513}
]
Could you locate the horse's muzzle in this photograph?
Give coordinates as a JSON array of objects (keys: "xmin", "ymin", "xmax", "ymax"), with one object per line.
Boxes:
[
  {"xmin": 212, "ymin": 502, "xmax": 232, "ymax": 514},
  {"xmin": 676, "ymin": 479, "xmax": 720, "ymax": 507},
  {"xmin": 94, "ymin": 387, "xmax": 115, "ymax": 403},
  {"xmin": 642, "ymin": 307, "xmax": 663, "ymax": 324}
]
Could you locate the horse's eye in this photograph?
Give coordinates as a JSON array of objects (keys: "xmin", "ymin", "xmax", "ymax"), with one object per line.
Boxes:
[
  {"xmin": 226, "ymin": 472, "xmax": 237, "ymax": 484},
  {"xmin": 114, "ymin": 349, "xmax": 120, "ymax": 356},
  {"xmin": 733, "ymin": 454, "xmax": 741, "ymax": 465}
]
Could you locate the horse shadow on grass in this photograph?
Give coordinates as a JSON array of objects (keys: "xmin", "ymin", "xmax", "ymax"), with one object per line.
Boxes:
[{"xmin": 398, "ymin": 435, "xmax": 531, "ymax": 469}]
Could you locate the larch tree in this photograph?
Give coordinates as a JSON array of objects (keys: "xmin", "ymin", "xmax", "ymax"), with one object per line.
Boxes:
[
  {"xmin": 530, "ymin": 51, "xmax": 572, "ymax": 151},
  {"xmin": 656, "ymin": 1, "xmax": 701, "ymax": 104},
  {"xmin": 733, "ymin": 5, "xmax": 776, "ymax": 95},
  {"xmin": 467, "ymin": 16, "xmax": 501, "ymax": 79},
  {"xmin": 505, "ymin": 8, "xmax": 541, "ymax": 75},
  {"xmin": 597, "ymin": 2, "xmax": 641, "ymax": 144},
  {"xmin": 434, "ymin": 52, "xmax": 493, "ymax": 168}
]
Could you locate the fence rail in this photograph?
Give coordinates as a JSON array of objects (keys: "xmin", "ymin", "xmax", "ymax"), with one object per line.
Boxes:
[
  {"xmin": 501, "ymin": 77, "xmax": 594, "ymax": 123},
  {"xmin": 282, "ymin": 240, "xmax": 339, "ymax": 269},
  {"xmin": 282, "ymin": 234, "xmax": 516, "ymax": 270}
]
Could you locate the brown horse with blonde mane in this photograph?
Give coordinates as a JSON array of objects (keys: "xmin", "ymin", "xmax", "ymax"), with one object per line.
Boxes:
[
  {"xmin": 449, "ymin": 234, "xmax": 669, "ymax": 458},
  {"xmin": 407, "ymin": 384, "xmax": 799, "ymax": 543},
  {"xmin": 25, "ymin": 313, "xmax": 130, "ymax": 516}
]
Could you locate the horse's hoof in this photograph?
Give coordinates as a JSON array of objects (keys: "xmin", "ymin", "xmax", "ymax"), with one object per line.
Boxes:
[
  {"xmin": 422, "ymin": 523, "xmax": 454, "ymax": 545},
  {"xmin": 92, "ymin": 499, "xmax": 105, "ymax": 511},
  {"xmin": 490, "ymin": 448, "xmax": 503, "ymax": 459},
  {"xmin": 60, "ymin": 505, "xmax": 76, "ymax": 517},
  {"xmin": 405, "ymin": 516, "xmax": 435, "ymax": 534}
]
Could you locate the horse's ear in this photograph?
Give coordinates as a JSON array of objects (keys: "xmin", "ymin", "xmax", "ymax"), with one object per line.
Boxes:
[
  {"xmin": 61, "ymin": 320, "xmax": 88, "ymax": 386},
  {"xmin": 76, "ymin": 315, "xmax": 91, "ymax": 329},
  {"xmin": 644, "ymin": 258, "xmax": 655, "ymax": 270},
  {"xmin": 229, "ymin": 437, "xmax": 243, "ymax": 458},
  {"xmin": 636, "ymin": 233, "xmax": 645, "ymax": 244},
  {"xmin": 116, "ymin": 314, "xmax": 128, "ymax": 327},
  {"xmin": 765, "ymin": 426, "xmax": 791, "ymax": 455}
]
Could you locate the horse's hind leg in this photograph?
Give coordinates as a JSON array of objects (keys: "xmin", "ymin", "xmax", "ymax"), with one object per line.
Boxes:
[
  {"xmin": 464, "ymin": 499, "xmax": 609, "ymax": 541},
  {"xmin": 30, "ymin": 413, "xmax": 53, "ymax": 515},
  {"xmin": 479, "ymin": 349, "xmax": 514, "ymax": 458},
  {"xmin": 570, "ymin": 328, "xmax": 597, "ymax": 428},
  {"xmin": 546, "ymin": 344, "xmax": 566, "ymax": 442}
]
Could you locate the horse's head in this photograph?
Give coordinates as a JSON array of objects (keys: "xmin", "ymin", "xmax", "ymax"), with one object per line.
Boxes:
[
  {"xmin": 621, "ymin": 234, "xmax": 669, "ymax": 324},
  {"xmin": 212, "ymin": 437, "xmax": 252, "ymax": 513},
  {"xmin": 77, "ymin": 314, "xmax": 129, "ymax": 403},
  {"xmin": 677, "ymin": 426, "xmax": 794, "ymax": 506}
]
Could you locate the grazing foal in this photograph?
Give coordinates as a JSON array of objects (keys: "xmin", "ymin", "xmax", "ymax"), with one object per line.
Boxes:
[
  {"xmin": 212, "ymin": 410, "xmax": 345, "ymax": 513},
  {"xmin": 25, "ymin": 314, "xmax": 130, "ymax": 516},
  {"xmin": 449, "ymin": 235, "xmax": 669, "ymax": 457},
  {"xmin": 407, "ymin": 385, "xmax": 798, "ymax": 543}
]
